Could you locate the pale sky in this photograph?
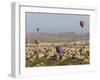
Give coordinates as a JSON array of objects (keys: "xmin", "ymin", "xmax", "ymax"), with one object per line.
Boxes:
[{"xmin": 26, "ymin": 12, "xmax": 89, "ymax": 33}]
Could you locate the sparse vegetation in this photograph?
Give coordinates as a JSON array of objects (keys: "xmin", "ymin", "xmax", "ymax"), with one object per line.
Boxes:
[{"xmin": 26, "ymin": 41, "xmax": 89, "ymax": 67}]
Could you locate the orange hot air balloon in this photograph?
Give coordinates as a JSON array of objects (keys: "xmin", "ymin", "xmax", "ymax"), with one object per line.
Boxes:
[{"xmin": 80, "ymin": 20, "xmax": 85, "ymax": 28}]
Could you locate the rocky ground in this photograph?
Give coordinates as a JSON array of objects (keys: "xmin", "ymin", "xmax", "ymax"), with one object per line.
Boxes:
[{"xmin": 25, "ymin": 41, "xmax": 89, "ymax": 67}]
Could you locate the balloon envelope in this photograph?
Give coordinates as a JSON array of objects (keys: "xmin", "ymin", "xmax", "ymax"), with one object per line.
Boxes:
[
  {"xmin": 80, "ymin": 21, "xmax": 85, "ymax": 28},
  {"xmin": 36, "ymin": 28, "xmax": 39, "ymax": 32},
  {"xmin": 56, "ymin": 46, "xmax": 63, "ymax": 55},
  {"xmin": 34, "ymin": 40, "xmax": 39, "ymax": 45}
]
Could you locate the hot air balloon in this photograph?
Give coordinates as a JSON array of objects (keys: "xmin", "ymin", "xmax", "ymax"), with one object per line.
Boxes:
[
  {"xmin": 34, "ymin": 40, "xmax": 39, "ymax": 45},
  {"xmin": 36, "ymin": 27, "xmax": 39, "ymax": 32},
  {"xmin": 80, "ymin": 20, "xmax": 85, "ymax": 28},
  {"xmin": 36, "ymin": 27, "xmax": 40, "ymax": 37},
  {"xmin": 80, "ymin": 20, "xmax": 85, "ymax": 44},
  {"xmin": 55, "ymin": 46, "xmax": 63, "ymax": 55}
]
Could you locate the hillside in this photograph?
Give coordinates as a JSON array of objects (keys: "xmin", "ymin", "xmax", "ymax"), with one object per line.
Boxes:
[{"xmin": 26, "ymin": 32, "xmax": 89, "ymax": 42}]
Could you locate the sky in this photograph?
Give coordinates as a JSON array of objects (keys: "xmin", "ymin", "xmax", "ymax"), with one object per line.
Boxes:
[{"xmin": 26, "ymin": 12, "xmax": 89, "ymax": 33}]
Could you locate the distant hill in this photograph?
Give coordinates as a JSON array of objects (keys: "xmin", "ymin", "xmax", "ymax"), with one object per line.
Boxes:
[{"xmin": 26, "ymin": 32, "xmax": 89, "ymax": 42}]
